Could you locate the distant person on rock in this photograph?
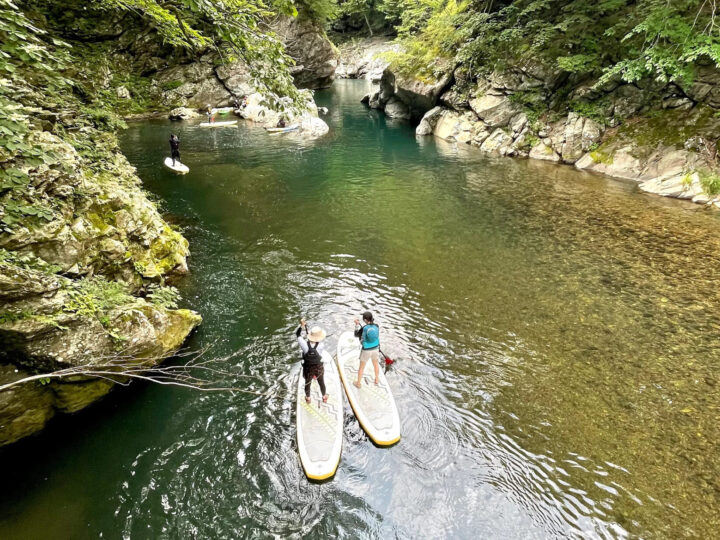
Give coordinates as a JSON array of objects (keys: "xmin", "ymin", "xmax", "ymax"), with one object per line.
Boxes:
[
  {"xmin": 169, "ymin": 134, "xmax": 180, "ymax": 166},
  {"xmin": 296, "ymin": 318, "xmax": 329, "ymax": 404},
  {"xmin": 354, "ymin": 311, "xmax": 380, "ymax": 388},
  {"xmin": 231, "ymin": 96, "xmax": 240, "ymax": 110}
]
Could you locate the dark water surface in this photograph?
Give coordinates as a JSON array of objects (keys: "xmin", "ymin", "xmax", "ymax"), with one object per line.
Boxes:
[{"xmin": 2, "ymin": 80, "xmax": 720, "ymax": 539}]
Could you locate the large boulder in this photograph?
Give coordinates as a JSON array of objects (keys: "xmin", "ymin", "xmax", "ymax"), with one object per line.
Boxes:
[
  {"xmin": 169, "ymin": 107, "xmax": 201, "ymax": 120},
  {"xmin": 384, "ymin": 97, "xmax": 411, "ymax": 120},
  {"xmin": 394, "ymin": 68, "xmax": 454, "ymax": 118},
  {"xmin": 416, "ymin": 106, "xmax": 444, "ymax": 136},
  {"xmin": 469, "ymin": 93, "xmax": 520, "ymax": 128},
  {"xmin": 272, "ymin": 16, "xmax": 338, "ymax": 89},
  {"xmin": 529, "ymin": 142, "xmax": 561, "ymax": 162},
  {"xmin": 433, "ymin": 110, "xmax": 477, "ymax": 144},
  {"xmin": 336, "ymin": 38, "xmax": 401, "ymax": 81},
  {"xmin": 683, "ymin": 66, "xmax": 720, "ymax": 108}
]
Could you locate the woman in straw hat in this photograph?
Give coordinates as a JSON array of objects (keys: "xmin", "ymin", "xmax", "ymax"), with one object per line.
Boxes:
[{"xmin": 295, "ymin": 318, "xmax": 329, "ymax": 404}]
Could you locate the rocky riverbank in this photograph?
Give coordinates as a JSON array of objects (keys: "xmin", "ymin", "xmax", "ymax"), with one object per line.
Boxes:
[
  {"xmin": 340, "ymin": 37, "xmax": 720, "ymax": 208},
  {"xmin": 0, "ymin": 3, "xmax": 336, "ymax": 446}
]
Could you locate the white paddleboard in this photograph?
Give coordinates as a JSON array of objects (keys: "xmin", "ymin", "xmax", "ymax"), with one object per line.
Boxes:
[
  {"xmin": 336, "ymin": 331, "xmax": 400, "ymax": 446},
  {"xmin": 163, "ymin": 157, "xmax": 189, "ymax": 174},
  {"xmin": 296, "ymin": 349, "xmax": 344, "ymax": 480},
  {"xmin": 265, "ymin": 124, "xmax": 299, "ymax": 133},
  {"xmin": 199, "ymin": 120, "xmax": 237, "ymax": 128}
]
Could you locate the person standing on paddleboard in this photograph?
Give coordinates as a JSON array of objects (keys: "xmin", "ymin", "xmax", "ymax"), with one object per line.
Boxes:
[
  {"xmin": 354, "ymin": 311, "xmax": 380, "ymax": 388},
  {"xmin": 169, "ymin": 134, "xmax": 180, "ymax": 166},
  {"xmin": 296, "ymin": 319, "xmax": 329, "ymax": 404}
]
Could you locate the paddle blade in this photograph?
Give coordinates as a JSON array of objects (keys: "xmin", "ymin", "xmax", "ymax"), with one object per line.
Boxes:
[{"xmin": 381, "ymin": 351, "xmax": 394, "ymax": 365}]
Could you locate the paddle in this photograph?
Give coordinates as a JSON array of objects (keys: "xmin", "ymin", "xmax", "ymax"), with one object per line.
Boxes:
[{"xmin": 380, "ymin": 349, "xmax": 394, "ymax": 366}]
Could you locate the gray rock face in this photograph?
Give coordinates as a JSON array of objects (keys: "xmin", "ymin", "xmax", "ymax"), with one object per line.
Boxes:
[
  {"xmin": 684, "ymin": 66, "xmax": 720, "ymax": 108},
  {"xmin": 336, "ymin": 38, "xmax": 401, "ymax": 81},
  {"xmin": 169, "ymin": 107, "xmax": 201, "ymax": 120},
  {"xmin": 394, "ymin": 69, "xmax": 454, "ymax": 118},
  {"xmin": 416, "ymin": 106, "xmax": 444, "ymax": 136},
  {"xmin": 272, "ymin": 16, "xmax": 338, "ymax": 89},
  {"xmin": 0, "ymin": 263, "xmax": 202, "ymax": 446},
  {"xmin": 469, "ymin": 93, "xmax": 520, "ymax": 129},
  {"xmin": 384, "ymin": 97, "xmax": 411, "ymax": 119}
]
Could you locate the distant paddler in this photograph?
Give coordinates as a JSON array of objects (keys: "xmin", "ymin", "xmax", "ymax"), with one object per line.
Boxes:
[
  {"xmin": 169, "ymin": 133, "xmax": 180, "ymax": 165},
  {"xmin": 205, "ymin": 103, "xmax": 214, "ymax": 123}
]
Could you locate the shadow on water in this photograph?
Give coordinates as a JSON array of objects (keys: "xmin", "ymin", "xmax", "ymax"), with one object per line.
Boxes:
[{"xmin": 1, "ymin": 80, "xmax": 720, "ymax": 538}]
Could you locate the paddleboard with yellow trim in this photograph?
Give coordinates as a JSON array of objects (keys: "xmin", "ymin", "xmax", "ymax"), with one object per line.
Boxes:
[
  {"xmin": 336, "ymin": 331, "xmax": 400, "ymax": 446},
  {"xmin": 296, "ymin": 349, "xmax": 343, "ymax": 480}
]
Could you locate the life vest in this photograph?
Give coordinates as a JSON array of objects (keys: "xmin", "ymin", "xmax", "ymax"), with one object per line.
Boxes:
[
  {"xmin": 303, "ymin": 342, "xmax": 322, "ymax": 366},
  {"xmin": 361, "ymin": 324, "xmax": 380, "ymax": 350}
]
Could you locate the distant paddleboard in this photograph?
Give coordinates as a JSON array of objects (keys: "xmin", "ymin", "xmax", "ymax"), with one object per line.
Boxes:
[
  {"xmin": 163, "ymin": 157, "xmax": 189, "ymax": 174},
  {"xmin": 265, "ymin": 124, "xmax": 299, "ymax": 133},
  {"xmin": 296, "ymin": 349, "xmax": 344, "ymax": 480},
  {"xmin": 199, "ymin": 120, "xmax": 237, "ymax": 128},
  {"xmin": 336, "ymin": 331, "xmax": 400, "ymax": 446}
]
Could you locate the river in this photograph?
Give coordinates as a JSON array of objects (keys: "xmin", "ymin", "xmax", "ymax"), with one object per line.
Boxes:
[{"xmin": 1, "ymin": 80, "xmax": 719, "ymax": 539}]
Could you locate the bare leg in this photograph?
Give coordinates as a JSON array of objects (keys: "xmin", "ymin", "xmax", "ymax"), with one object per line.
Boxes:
[
  {"xmin": 372, "ymin": 358, "xmax": 380, "ymax": 384},
  {"xmin": 354, "ymin": 360, "xmax": 366, "ymax": 388}
]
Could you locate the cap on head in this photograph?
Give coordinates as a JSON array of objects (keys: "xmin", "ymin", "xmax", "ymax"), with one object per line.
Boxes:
[{"xmin": 363, "ymin": 311, "xmax": 374, "ymax": 323}]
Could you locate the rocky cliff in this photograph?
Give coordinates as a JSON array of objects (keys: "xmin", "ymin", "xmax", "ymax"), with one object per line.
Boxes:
[
  {"xmin": 0, "ymin": 2, "xmax": 335, "ymax": 446},
  {"xmin": 344, "ymin": 38, "xmax": 720, "ymax": 208}
]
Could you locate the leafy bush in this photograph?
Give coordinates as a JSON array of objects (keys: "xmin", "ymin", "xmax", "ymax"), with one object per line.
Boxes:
[
  {"xmin": 63, "ymin": 277, "xmax": 133, "ymax": 319},
  {"xmin": 161, "ymin": 80, "xmax": 184, "ymax": 91},
  {"xmin": 699, "ymin": 169, "xmax": 720, "ymax": 195},
  {"xmin": 147, "ymin": 285, "xmax": 181, "ymax": 310}
]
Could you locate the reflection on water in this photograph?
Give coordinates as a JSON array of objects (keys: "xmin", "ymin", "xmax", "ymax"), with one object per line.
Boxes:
[{"xmin": 1, "ymin": 80, "xmax": 719, "ymax": 539}]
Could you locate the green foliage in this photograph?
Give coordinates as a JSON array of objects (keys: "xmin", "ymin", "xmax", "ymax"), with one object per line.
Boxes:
[
  {"xmin": 0, "ymin": 309, "xmax": 32, "ymax": 325},
  {"xmin": 569, "ymin": 100, "xmax": 611, "ymax": 126},
  {"xmin": 699, "ymin": 169, "xmax": 720, "ymax": 195},
  {"xmin": 0, "ymin": 248, "xmax": 62, "ymax": 274},
  {"xmin": 161, "ymin": 80, "xmax": 185, "ymax": 91},
  {"xmin": 387, "ymin": 0, "xmax": 720, "ymax": 96},
  {"xmin": 63, "ymin": 277, "xmax": 133, "ymax": 319},
  {"xmin": 147, "ymin": 285, "xmax": 181, "ymax": 309},
  {"xmin": 92, "ymin": 0, "xmax": 302, "ymax": 106},
  {"xmin": 297, "ymin": 0, "xmax": 339, "ymax": 22},
  {"xmin": 385, "ymin": 0, "xmax": 466, "ymax": 79}
]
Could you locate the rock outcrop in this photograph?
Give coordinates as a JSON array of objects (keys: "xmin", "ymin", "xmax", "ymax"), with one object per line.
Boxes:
[
  {"xmin": 408, "ymin": 60, "xmax": 720, "ymax": 208},
  {"xmin": 0, "ymin": 121, "xmax": 202, "ymax": 446},
  {"xmin": 336, "ymin": 37, "xmax": 402, "ymax": 81},
  {"xmin": 272, "ymin": 16, "xmax": 339, "ymax": 89},
  {"xmin": 364, "ymin": 65, "xmax": 454, "ymax": 120},
  {"xmin": 0, "ymin": 264, "xmax": 201, "ymax": 446}
]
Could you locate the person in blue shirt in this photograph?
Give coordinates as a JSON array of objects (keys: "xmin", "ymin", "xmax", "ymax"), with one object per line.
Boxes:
[{"xmin": 353, "ymin": 311, "xmax": 380, "ymax": 388}]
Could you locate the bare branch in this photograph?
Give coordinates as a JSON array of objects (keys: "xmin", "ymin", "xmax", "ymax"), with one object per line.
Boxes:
[{"xmin": 0, "ymin": 343, "xmax": 272, "ymax": 397}]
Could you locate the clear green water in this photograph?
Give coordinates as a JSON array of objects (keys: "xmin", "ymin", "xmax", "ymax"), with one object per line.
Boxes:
[{"xmin": 2, "ymin": 80, "xmax": 720, "ymax": 538}]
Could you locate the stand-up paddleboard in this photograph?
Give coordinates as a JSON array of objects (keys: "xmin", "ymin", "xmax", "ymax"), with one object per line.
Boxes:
[
  {"xmin": 296, "ymin": 349, "xmax": 344, "ymax": 480},
  {"xmin": 265, "ymin": 124, "xmax": 299, "ymax": 133},
  {"xmin": 336, "ymin": 331, "xmax": 400, "ymax": 446},
  {"xmin": 199, "ymin": 120, "xmax": 237, "ymax": 128},
  {"xmin": 163, "ymin": 157, "xmax": 189, "ymax": 174}
]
